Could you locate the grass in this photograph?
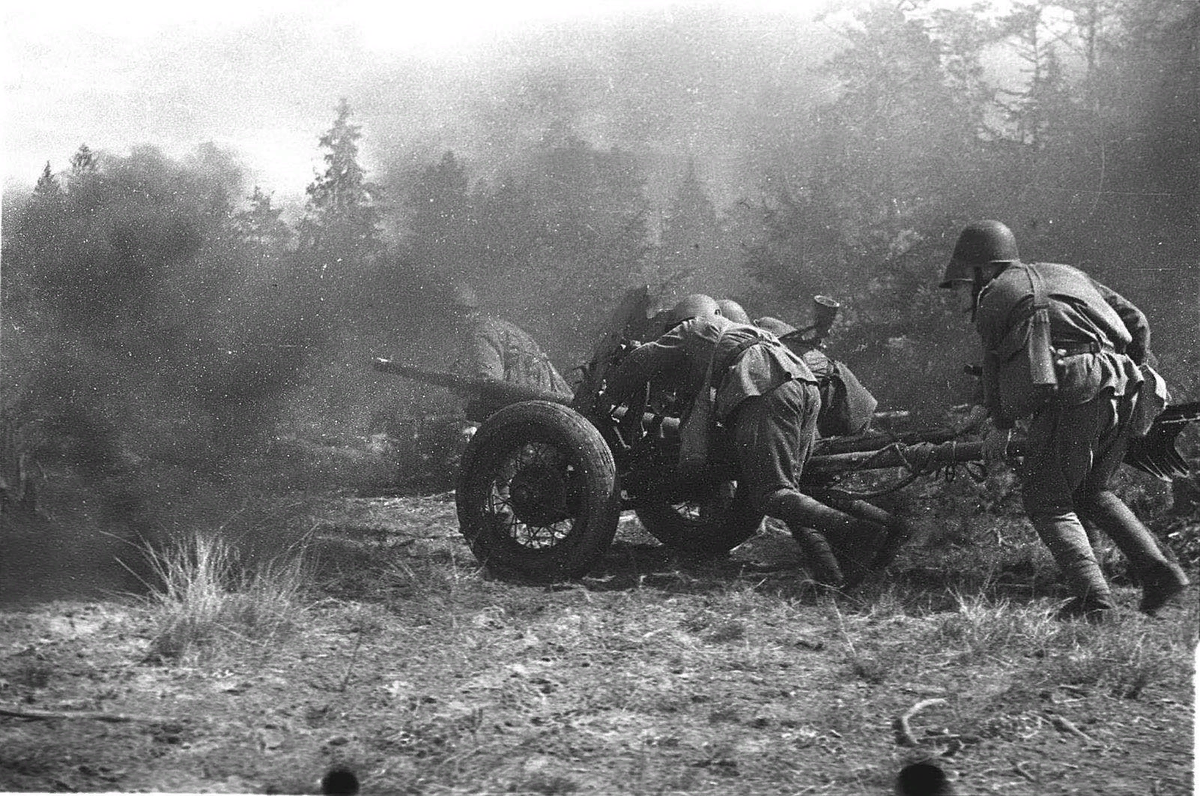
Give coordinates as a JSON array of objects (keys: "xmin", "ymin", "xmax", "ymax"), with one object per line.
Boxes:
[
  {"xmin": 140, "ymin": 530, "xmax": 310, "ymax": 663},
  {"xmin": 7, "ymin": 489, "xmax": 1189, "ymax": 793}
]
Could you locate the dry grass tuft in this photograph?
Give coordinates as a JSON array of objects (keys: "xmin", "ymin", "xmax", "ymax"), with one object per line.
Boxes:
[{"xmin": 141, "ymin": 531, "xmax": 309, "ymax": 663}]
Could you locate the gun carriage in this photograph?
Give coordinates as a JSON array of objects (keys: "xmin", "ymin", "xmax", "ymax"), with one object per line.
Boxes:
[{"xmin": 375, "ymin": 287, "xmax": 1195, "ymax": 581}]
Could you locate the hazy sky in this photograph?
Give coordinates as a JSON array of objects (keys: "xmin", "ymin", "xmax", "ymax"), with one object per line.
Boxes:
[{"xmin": 3, "ymin": 0, "xmax": 843, "ymax": 203}]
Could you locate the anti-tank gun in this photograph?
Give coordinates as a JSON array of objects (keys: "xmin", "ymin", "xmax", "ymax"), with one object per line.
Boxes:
[{"xmin": 374, "ymin": 287, "xmax": 1197, "ymax": 582}]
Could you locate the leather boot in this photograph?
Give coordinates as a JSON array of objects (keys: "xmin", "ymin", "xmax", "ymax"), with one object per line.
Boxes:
[
  {"xmin": 765, "ymin": 491, "xmax": 883, "ymax": 587},
  {"xmin": 812, "ymin": 489, "xmax": 911, "ymax": 571},
  {"xmin": 1080, "ymin": 491, "xmax": 1189, "ymax": 613},
  {"xmin": 1138, "ymin": 562, "xmax": 1189, "ymax": 614},
  {"xmin": 788, "ymin": 525, "xmax": 845, "ymax": 586},
  {"xmin": 1031, "ymin": 512, "xmax": 1115, "ymax": 618}
]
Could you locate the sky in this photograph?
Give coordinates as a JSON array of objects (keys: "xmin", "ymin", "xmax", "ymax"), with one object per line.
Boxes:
[{"xmin": 2, "ymin": 0, "xmax": 844, "ymax": 203}]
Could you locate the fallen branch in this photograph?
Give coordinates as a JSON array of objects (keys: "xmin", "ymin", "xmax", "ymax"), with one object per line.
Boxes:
[
  {"xmin": 940, "ymin": 737, "xmax": 964, "ymax": 757},
  {"xmin": 894, "ymin": 698, "xmax": 948, "ymax": 747},
  {"xmin": 0, "ymin": 705, "xmax": 175, "ymax": 724},
  {"xmin": 1014, "ymin": 762, "xmax": 1038, "ymax": 783},
  {"xmin": 1046, "ymin": 713, "xmax": 1094, "ymax": 744}
]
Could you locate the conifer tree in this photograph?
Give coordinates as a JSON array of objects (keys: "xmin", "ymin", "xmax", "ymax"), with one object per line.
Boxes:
[
  {"xmin": 234, "ymin": 186, "xmax": 293, "ymax": 265},
  {"xmin": 33, "ymin": 162, "xmax": 61, "ymax": 199},
  {"xmin": 298, "ymin": 98, "xmax": 382, "ymax": 266},
  {"xmin": 67, "ymin": 144, "xmax": 97, "ymax": 188}
]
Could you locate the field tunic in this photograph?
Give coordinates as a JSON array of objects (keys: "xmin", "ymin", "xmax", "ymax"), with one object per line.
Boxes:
[
  {"xmin": 974, "ymin": 261, "xmax": 1146, "ymax": 429},
  {"xmin": 455, "ymin": 315, "xmax": 572, "ymax": 397},
  {"xmin": 604, "ymin": 314, "xmax": 821, "ymax": 513},
  {"xmin": 605, "ymin": 315, "xmax": 817, "ymax": 423}
]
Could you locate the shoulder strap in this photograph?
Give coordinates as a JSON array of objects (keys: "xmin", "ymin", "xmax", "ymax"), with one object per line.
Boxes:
[
  {"xmin": 1026, "ymin": 263, "xmax": 1049, "ymax": 310},
  {"xmin": 701, "ymin": 327, "xmax": 727, "ymax": 390}
]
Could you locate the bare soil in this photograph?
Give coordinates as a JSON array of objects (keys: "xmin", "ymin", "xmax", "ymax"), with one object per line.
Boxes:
[{"xmin": 1, "ymin": 492, "xmax": 1195, "ymax": 795}]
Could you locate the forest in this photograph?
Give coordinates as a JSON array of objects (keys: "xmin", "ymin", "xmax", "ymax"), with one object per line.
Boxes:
[
  {"xmin": 1, "ymin": 0, "xmax": 1197, "ymax": 560},
  {"xmin": 1, "ymin": 4, "xmax": 1197, "ymax": 792}
]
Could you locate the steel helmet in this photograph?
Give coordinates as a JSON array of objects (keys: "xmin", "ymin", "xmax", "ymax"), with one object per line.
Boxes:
[
  {"xmin": 449, "ymin": 282, "xmax": 480, "ymax": 310},
  {"xmin": 716, "ymin": 299, "xmax": 751, "ymax": 324},
  {"xmin": 940, "ymin": 220, "xmax": 1020, "ymax": 288},
  {"xmin": 661, "ymin": 294, "xmax": 720, "ymax": 332}
]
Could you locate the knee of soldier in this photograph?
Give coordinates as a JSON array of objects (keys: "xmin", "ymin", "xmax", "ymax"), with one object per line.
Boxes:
[
  {"xmin": 1022, "ymin": 487, "xmax": 1073, "ymax": 518},
  {"xmin": 759, "ymin": 487, "xmax": 798, "ymax": 517}
]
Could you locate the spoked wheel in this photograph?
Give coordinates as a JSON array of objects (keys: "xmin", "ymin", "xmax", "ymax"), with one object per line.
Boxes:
[
  {"xmin": 455, "ymin": 401, "xmax": 620, "ymax": 581},
  {"xmin": 634, "ymin": 482, "xmax": 764, "ymax": 561}
]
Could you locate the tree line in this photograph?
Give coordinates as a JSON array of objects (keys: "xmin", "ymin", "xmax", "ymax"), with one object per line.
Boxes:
[{"xmin": 3, "ymin": 0, "xmax": 1196, "ymax": 478}]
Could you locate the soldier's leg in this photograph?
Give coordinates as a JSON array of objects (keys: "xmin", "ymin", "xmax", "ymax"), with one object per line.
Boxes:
[
  {"xmin": 761, "ymin": 490, "xmax": 888, "ymax": 587},
  {"xmin": 1080, "ymin": 491, "xmax": 1187, "ymax": 612},
  {"xmin": 1074, "ymin": 392, "xmax": 1188, "ymax": 613},
  {"xmin": 733, "ymin": 385, "xmax": 883, "ymax": 586},
  {"xmin": 1023, "ymin": 404, "xmax": 1114, "ymax": 615},
  {"xmin": 811, "ymin": 488, "xmax": 915, "ymax": 571}
]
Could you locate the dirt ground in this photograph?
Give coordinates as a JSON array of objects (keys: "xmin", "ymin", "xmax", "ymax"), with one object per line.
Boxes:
[{"xmin": 0, "ymin": 492, "xmax": 1195, "ymax": 795}]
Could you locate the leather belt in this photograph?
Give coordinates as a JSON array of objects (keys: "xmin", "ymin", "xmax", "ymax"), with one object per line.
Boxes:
[{"xmin": 1054, "ymin": 341, "xmax": 1114, "ymax": 357}]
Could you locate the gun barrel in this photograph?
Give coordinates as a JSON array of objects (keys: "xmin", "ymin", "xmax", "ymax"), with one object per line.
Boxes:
[{"xmin": 372, "ymin": 359, "xmax": 572, "ymax": 409}]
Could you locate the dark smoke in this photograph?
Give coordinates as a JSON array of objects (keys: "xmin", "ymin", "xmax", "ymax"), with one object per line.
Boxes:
[{"xmin": 0, "ymin": 144, "xmax": 415, "ymax": 600}]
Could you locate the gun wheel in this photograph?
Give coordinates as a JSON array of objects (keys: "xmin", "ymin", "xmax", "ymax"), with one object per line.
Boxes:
[
  {"xmin": 456, "ymin": 401, "xmax": 620, "ymax": 581},
  {"xmin": 634, "ymin": 483, "xmax": 764, "ymax": 561}
]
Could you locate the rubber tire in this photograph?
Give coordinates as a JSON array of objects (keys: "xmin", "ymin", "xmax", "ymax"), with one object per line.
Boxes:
[
  {"xmin": 456, "ymin": 401, "xmax": 620, "ymax": 581},
  {"xmin": 634, "ymin": 484, "xmax": 764, "ymax": 561}
]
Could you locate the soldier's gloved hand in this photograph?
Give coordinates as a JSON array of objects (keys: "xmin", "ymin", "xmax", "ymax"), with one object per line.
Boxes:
[{"xmin": 981, "ymin": 427, "xmax": 1012, "ymax": 463}]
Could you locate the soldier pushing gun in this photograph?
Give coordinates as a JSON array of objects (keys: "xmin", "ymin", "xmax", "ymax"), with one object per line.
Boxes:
[
  {"xmin": 941, "ymin": 220, "xmax": 1189, "ymax": 619},
  {"xmin": 601, "ymin": 294, "xmax": 888, "ymax": 588}
]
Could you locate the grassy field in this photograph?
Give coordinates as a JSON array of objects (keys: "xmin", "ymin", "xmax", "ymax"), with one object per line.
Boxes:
[{"xmin": 0, "ymin": 489, "xmax": 1195, "ymax": 795}]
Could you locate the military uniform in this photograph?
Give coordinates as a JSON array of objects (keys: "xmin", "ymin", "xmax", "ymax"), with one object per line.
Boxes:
[
  {"xmin": 455, "ymin": 315, "xmax": 572, "ymax": 397},
  {"xmin": 974, "ymin": 261, "xmax": 1187, "ymax": 614},
  {"xmin": 753, "ymin": 316, "xmax": 878, "ymax": 437},
  {"xmin": 604, "ymin": 314, "xmax": 883, "ymax": 585}
]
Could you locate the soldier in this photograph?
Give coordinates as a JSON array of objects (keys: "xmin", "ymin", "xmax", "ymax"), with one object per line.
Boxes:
[
  {"xmin": 941, "ymin": 220, "xmax": 1188, "ymax": 618},
  {"xmin": 448, "ymin": 283, "xmax": 573, "ymax": 421},
  {"xmin": 753, "ymin": 314, "xmax": 877, "ymax": 438},
  {"xmin": 602, "ymin": 294, "xmax": 886, "ymax": 587},
  {"xmin": 716, "ymin": 299, "xmax": 752, "ymax": 325}
]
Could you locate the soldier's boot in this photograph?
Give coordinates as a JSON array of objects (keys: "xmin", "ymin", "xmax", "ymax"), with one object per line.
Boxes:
[
  {"xmin": 814, "ymin": 490, "xmax": 912, "ymax": 571},
  {"xmin": 1081, "ymin": 490, "xmax": 1189, "ymax": 614},
  {"xmin": 1032, "ymin": 512, "xmax": 1116, "ymax": 620},
  {"xmin": 788, "ymin": 525, "xmax": 845, "ymax": 587},
  {"xmin": 765, "ymin": 491, "xmax": 884, "ymax": 588}
]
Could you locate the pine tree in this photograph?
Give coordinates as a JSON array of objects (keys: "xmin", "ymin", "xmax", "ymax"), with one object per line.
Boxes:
[
  {"xmin": 233, "ymin": 186, "xmax": 293, "ymax": 265},
  {"xmin": 298, "ymin": 98, "xmax": 382, "ymax": 266},
  {"xmin": 33, "ymin": 162, "xmax": 61, "ymax": 199},
  {"xmin": 404, "ymin": 151, "xmax": 478, "ymax": 282},
  {"xmin": 67, "ymin": 144, "xmax": 97, "ymax": 187},
  {"xmin": 655, "ymin": 160, "xmax": 728, "ymax": 296}
]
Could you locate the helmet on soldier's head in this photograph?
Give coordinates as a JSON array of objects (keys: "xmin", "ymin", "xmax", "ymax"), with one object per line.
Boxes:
[
  {"xmin": 661, "ymin": 294, "xmax": 721, "ymax": 332},
  {"xmin": 940, "ymin": 220, "xmax": 1020, "ymax": 288},
  {"xmin": 449, "ymin": 282, "xmax": 480, "ymax": 310},
  {"xmin": 717, "ymin": 299, "xmax": 751, "ymax": 324}
]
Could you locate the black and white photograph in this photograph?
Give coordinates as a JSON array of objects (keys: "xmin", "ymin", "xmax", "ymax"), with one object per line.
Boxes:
[{"xmin": 2, "ymin": 0, "xmax": 1197, "ymax": 793}]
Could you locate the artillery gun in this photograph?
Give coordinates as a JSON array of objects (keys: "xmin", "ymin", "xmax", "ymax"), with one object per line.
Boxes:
[{"xmin": 375, "ymin": 287, "xmax": 1196, "ymax": 581}]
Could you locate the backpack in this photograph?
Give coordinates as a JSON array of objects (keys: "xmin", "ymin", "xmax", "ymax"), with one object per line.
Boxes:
[{"xmin": 801, "ymin": 348, "xmax": 878, "ymax": 437}]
